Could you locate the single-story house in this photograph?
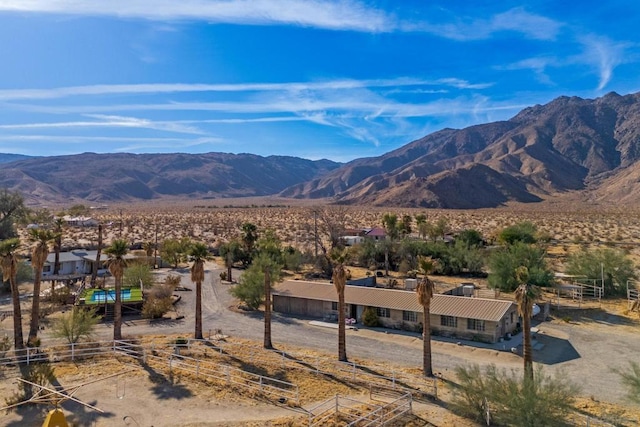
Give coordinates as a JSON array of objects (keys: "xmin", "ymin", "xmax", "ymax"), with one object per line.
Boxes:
[
  {"xmin": 42, "ymin": 250, "xmax": 109, "ymax": 277},
  {"xmin": 272, "ymin": 280, "xmax": 519, "ymax": 343}
]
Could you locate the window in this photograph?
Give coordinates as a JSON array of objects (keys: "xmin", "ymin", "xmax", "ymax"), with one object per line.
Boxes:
[
  {"xmin": 331, "ymin": 302, "xmax": 338, "ymax": 311},
  {"xmin": 467, "ymin": 319, "xmax": 485, "ymax": 331},
  {"xmin": 376, "ymin": 307, "xmax": 390, "ymax": 318},
  {"xmin": 43, "ymin": 265, "xmax": 51, "ymax": 272},
  {"xmin": 510, "ymin": 312, "xmax": 514, "ymax": 324},
  {"xmin": 440, "ymin": 316, "xmax": 457, "ymax": 328},
  {"xmin": 403, "ymin": 311, "xmax": 418, "ymax": 322}
]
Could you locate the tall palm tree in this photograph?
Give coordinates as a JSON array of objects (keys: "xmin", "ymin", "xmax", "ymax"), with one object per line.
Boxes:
[
  {"xmin": 514, "ymin": 266, "xmax": 538, "ymax": 383},
  {"xmin": 28, "ymin": 228, "xmax": 58, "ymax": 344},
  {"xmin": 188, "ymin": 242, "xmax": 208, "ymax": 340},
  {"xmin": 105, "ymin": 239, "xmax": 128, "ymax": 340},
  {"xmin": 331, "ymin": 250, "xmax": 348, "ymax": 362},
  {"xmin": 0, "ymin": 238, "xmax": 24, "ymax": 350},
  {"xmin": 51, "ymin": 217, "xmax": 65, "ymax": 297},
  {"xmin": 89, "ymin": 224, "xmax": 103, "ymax": 287},
  {"xmin": 416, "ymin": 256, "xmax": 436, "ymax": 377}
]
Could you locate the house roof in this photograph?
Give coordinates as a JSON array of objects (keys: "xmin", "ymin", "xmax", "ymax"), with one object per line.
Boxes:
[
  {"xmin": 273, "ymin": 280, "xmax": 515, "ymax": 322},
  {"xmin": 45, "ymin": 250, "xmax": 110, "ymax": 265},
  {"xmin": 365, "ymin": 227, "xmax": 386, "ymax": 237}
]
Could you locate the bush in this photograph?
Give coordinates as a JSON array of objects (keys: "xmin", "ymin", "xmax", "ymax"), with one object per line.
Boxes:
[
  {"xmin": 362, "ymin": 306, "xmax": 379, "ymax": 327},
  {"xmin": 124, "ymin": 263, "xmax": 154, "ymax": 289},
  {"xmin": 49, "ymin": 286, "xmax": 72, "ymax": 306},
  {"xmin": 219, "ymin": 271, "xmax": 228, "ymax": 281},
  {"xmin": 51, "ymin": 308, "xmax": 101, "ymax": 344},
  {"xmin": 142, "ymin": 279, "xmax": 175, "ymax": 319},
  {"xmin": 451, "ymin": 364, "xmax": 579, "ymax": 426}
]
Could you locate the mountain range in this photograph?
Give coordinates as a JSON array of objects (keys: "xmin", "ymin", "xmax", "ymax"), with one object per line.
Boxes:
[{"xmin": 2, "ymin": 91, "xmax": 640, "ymax": 208}]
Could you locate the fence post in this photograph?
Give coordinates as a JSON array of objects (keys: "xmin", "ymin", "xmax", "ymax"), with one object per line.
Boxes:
[
  {"xmin": 434, "ymin": 375, "xmax": 438, "ymax": 399},
  {"xmin": 259, "ymin": 376, "xmax": 263, "ymax": 391},
  {"xmin": 71, "ymin": 342, "xmax": 75, "ymax": 361},
  {"xmin": 169, "ymin": 356, "xmax": 173, "ymax": 375}
]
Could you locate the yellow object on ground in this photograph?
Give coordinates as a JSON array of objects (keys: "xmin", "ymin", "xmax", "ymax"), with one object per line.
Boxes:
[{"xmin": 42, "ymin": 409, "xmax": 69, "ymax": 427}]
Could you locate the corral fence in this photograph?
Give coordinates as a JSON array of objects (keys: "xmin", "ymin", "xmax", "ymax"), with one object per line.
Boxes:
[
  {"xmin": 628, "ymin": 281, "xmax": 639, "ymax": 312},
  {"xmin": 0, "ymin": 340, "xmax": 299, "ymax": 404},
  {"xmin": 307, "ymin": 390, "xmax": 413, "ymax": 427},
  {"xmin": 180, "ymin": 338, "xmax": 437, "ymax": 399}
]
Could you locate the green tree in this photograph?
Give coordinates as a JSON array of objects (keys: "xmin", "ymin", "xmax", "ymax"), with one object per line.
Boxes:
[
  {"xmin": 331, "ymin": 249, "xmax": 349, "ymax": 362},
  {"xmin": 488, "ymin": 242, "xmax": 553, "ymax": 292},
  {"xmin": 230, "ymin": 266, "xmax": 264, "ymax": 310},
  {"xmin": 416, "ymin": 257, "xmax": 436, "ymax": 377},
  {"xmin": 219, "ymin": 240, "xmax": 244, "ymax": 282},
  {"xmin": 123, "ymin": 263, "xmax": 154, "ymax": 289},
  {"xmin": 457, "ymin": 229, "xmax": 484, "ymax": 248},
  {"xmin": 514, "ymin": 266, "xmax": 539, "ymax": 383},
  {"xmin": 160, "ymin": 238, "xmax": 190, "ymax": 268},
  {"xmin": 400, "ymin": 214, "xmax": 413, "ymax": 236},
  {"xmin": 382, "ymin": 213, "xmax": 399, "ymax": 240},
  {"xmin": 565, "ymin": 248, "xmax": 636, "ymax": 296},
  {"xmin": 434, "ymin": 217, "xmax": 449, "ymax": 241},
  {"xmin": 414, "ymin": 214, "xmax": 427, "ymax": 239},
  {"xmin": 28, "ymin": 228, "xmax": 59, "ymax": 345},
  {"xmin": 66, "ymin": 204, "xmax": 89, "ymax": 216},
  {"xmin": 283, "ymin": 246, "xmax": 303, "ymax": 272},
  {"xmin": 189, "ymin": 242, "xmax": 209, "ymax": 340},
  {"xmin": 0, "ymin": 188, "xmax": 27, "ymax": 240},
  {"xmin": 105, "ymin": 239, "xmax": 128, "ymax": 340},
  {"xmin": 498, "ymin": 221, "xmax": 538, "ymax": 245},
  {"xmin": 51, "ymin": 308, "xmax": 101, "ymax": 344},
  {"xmin": 0, "ymin": 238, "xmax": 24, "ymax": 350},
  {"xmin": 241, "ymin": 222, "xmax": 259, "ymax": 263},
  {"xmin": 615, "ymin": 362, "xmax": 640, "ymax": 405}
]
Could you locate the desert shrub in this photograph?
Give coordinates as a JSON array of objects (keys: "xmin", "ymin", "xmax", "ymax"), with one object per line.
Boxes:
[
  {"xmin": 123, "ymin": 263, "xmax": 154, "ymax": 289},
  {"xmin": 451, "ymin": 364, "xmax": 579, "ymax": 427},
  {"xmin": 219, "ymin": 271, "xmax": 228, "ymax": 281},
  {"xmin": 498, "ymin": 221, "xmax": 538, "ymax": 245},
  {"xmin": 142, "ymin": 278, "xmax": 176, "ymax": 318},
  {"xmin": 49, "ymin": 286, "xmax": 71, "ymax": 306},
  {"xmin": 283, "ymin": 247, "xmax": 302, "ymax": 272},
  {"xmin": 142, "ymin": 294, "xmax": 173, "ymax": 319},
  {"xmin": 51, "ymin": 307, "xmax": 101, "ymax": 344},
  {"xmin": 361, "ymin": 306, "xmax": 379, "ymax": 327},
  {"xmin": 614, "ymin": 361, "xmax": 640, "ymax": 405},
  {"xmin": 16, "ymin": 260, "xmax": 34, "ymax": 283},
  {"xmin": 164, "ymin": 274, "xmax": 181, "ymax": 288}
]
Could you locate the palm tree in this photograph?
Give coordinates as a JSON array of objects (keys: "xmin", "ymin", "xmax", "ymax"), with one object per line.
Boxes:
[
  {"xmin": 0, "ymin": 238, "xmax": 24, "ymax": 350},
  {"xmin": 188, "ymin": 242, "xmax": 208, "ymax": 340},
  {"xmin": 28, "ymin": 228, "xmax": 58, "ymax": 344},
  {"xmin": 514, "ymin": 266, "xmax": 538, "ymax": 383},
  {"xmin": 51, "ymin": 217, "xmax": 64, "ymax": 297},
  {"xmin": 416, "ymin": 256, "xmax": 436, "ymax": 377},
  {"xmin": 89, "ymin": 224, "xmax": 103, "ymax": 287},
  {"xmin": 331, "ymin": 250, "xmax": 349, "ymax": 362},
  {"xmin": 105, "ymin": 239, "xmax": 128, "ymax": 340}
]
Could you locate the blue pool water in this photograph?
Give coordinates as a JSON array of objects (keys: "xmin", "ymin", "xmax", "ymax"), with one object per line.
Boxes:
[{"xmin": 91, "ymin": 289, "xmax": 132, "ymax": 303}]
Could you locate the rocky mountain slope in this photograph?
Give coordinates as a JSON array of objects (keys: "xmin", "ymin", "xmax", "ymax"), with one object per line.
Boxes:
[
  {"xmin": 280, "ymin": 91, "xmax": 640, "ymax": 208},
  {"xmin": 0, "ymin": 152, "xmax": 340, "ymax": 204},
  {"xmin": 0, "ymin": 153, "xmax": 32, "ymax": 164}
]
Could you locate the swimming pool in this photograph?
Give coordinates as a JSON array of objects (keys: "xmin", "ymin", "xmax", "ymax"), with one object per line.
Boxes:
[{"xmin": 90, "ymin": 289, "xmax": 132, "ymax": 303}]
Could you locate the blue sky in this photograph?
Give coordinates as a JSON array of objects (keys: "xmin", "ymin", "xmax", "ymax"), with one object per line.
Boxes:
[{"xmin": 0, "ymin": 1, "xmax": 638, "ymax": 162}]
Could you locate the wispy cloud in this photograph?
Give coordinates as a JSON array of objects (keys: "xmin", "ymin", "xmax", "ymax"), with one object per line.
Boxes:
[
  {"xmin": 0, "ymin": 77, "xmax": 492, "ymax": 101},
  {"xmin": 0, "ymin": 0, "xmax": 393, "ymax": 32},
  {"xmin": 406, "ymin": 7, "xmax": 562, "ymax": 41},
  {"xmin": 1, "ymin": 1, "xmax": 562, "ymax": 42},
  {"xmin": 0, "ymin": 114, "xmax": 205, "ymax": 134},
  {"xmin": 576, "ymin": 34, "xmax": 630, "ymax": 91}
]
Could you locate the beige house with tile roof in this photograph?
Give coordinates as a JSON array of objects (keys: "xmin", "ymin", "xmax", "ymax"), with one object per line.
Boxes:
[{"xmin": 272, "ymin": 280, "xmax": 519, "ymax": 343}]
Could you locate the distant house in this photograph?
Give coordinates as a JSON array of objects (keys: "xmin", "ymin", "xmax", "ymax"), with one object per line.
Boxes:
[
  {"xmin": 272, "ymin": 280, "xmax": 518, "ymax": 343},
  {"xmin": 61, "ymin": 215, "xmax": 99, "ymax": 227},
  {"xmin": 340, "ymin": 227, "xmax": 387, "ymax": 245},
  {"xmin": 364, "ymin": 227, "xmax": 387, "ymax": 241}
]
